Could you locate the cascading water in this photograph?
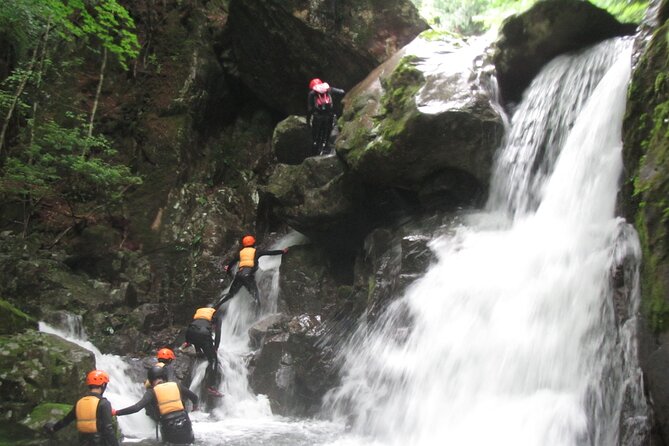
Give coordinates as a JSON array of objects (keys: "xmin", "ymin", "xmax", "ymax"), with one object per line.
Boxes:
[
  {"xmin": 324, "ymin": 37, "xmax": 649, "ymax": 446},
  {"xmin": 39, "ymin": 318, "xmax": 156, "ymax": 440},
  {"xmin": 36, "ymin": 35, "xmax": 650, "ymax": 445}
]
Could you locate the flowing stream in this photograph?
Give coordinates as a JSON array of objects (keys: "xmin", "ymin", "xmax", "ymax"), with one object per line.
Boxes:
[
  {"xmin": 325, "ymin": 37, "xmax": 649, "ymax": 446},
  {"xmin": 42, "ymin": 36, "xmax": 649, "ymax": 445}
]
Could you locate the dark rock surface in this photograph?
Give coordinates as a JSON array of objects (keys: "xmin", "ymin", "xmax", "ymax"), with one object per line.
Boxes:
[{"xmin": 494, "ymin": 0, "xmax": 637, "ymax": 104}]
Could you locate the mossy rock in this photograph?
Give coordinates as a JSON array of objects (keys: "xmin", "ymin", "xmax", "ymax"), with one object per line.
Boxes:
[
  {"xmin": 0, "ymin": 299, "xmax": 36, "ymax": 335},
  {"xmin": 337, "ymin": 35, "xmax": 503, "ymax": 199},
  {"xmin": 0, "ymin": 331, "xmax": 95, "ymax": 423}
]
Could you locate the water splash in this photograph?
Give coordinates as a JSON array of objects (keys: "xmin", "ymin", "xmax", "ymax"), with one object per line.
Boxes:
[{"xmin": 325, "ymin": 37, "xmax": 649, "ymax": 446}]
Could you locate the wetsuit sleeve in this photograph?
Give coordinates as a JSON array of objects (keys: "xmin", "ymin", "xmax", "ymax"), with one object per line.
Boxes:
[
  {"xmin": 97, "ymin": 398, "xmax": 119, "ymax": 446},
  {"xmin": 179, "ymin": 383, "xmax": 199, "ymax": 407},
  {"xmin": 224, "ymin": 252, "xmax": 240, "ymax": 271},
  {"xmin": 52, "ymin": 407, "xmax": 75, "ymax": 432},
  {"xmin": 115, "ymin": 390, "xmax": 154, "ymax": 416},
  {"xmin": 331, "ymin": 87, "xmax": 345, "ymax": 96},
  {"xmin": 213, "ymin": 311, "xmax": 222, "ymax": 350}
]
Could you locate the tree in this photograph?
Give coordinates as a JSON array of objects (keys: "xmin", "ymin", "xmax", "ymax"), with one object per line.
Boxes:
[
  {"xmin": 0, "ymin": 0, "xmax": 142, "ymax": 237},
  {"xmin": 410, "ymin": 0, "xmax": 649, "ymax": 35}
]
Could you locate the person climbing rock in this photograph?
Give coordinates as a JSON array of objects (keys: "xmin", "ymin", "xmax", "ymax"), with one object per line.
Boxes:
[
  {"xmin": 184, "ymin": 304, "xmax": 224, "ymax": 396},
  {"xmin": 43, "ymin": 370, "xmax": 119, "ymax": 446},
  {"xmin": 215, "ymin": 234, "xmax": 287, "ymax": 314},
  {"xmin": 115, "ymin": 366, "xmax": 199, "ymax": 445},
  {"xmin": 307, "ymin": 78, "xmax": 345, "ymax": 156}
]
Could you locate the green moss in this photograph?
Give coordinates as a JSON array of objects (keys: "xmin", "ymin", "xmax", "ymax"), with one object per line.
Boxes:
[
  {"xmin": 0, "ymin": 299, "xmax": 37, "ymax": 335},
  {"xmin": 625, "ymin": 19, "xmax": 669, "ymax": 333},
  {"xmin": 21, "ymin": 403, "xmax": 72, "ymax": 429}
]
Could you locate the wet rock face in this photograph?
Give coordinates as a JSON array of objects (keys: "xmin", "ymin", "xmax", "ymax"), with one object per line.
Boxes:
[
  {"xmin": 262, "ymin": 156, "xmax": 368, "ymax": 247},
  {"xmin": 337, "ymin": 34, "xmax": 504, "ymax": 203},
  {"xmin": 493, "ymin": 0, "xmax": 637, "ymax": 104},
  {"xmin": 622, "ymin": 0, "xmax": 669, "ymax": 442},
  {"xmin": 248, "ymin": 313, "xmax": 337, "ymax": 416},
  {"xmin": 225, "ymin": 0, "xmax": 427, "ymax": 115},
  {"xmin": 0, "ymin": 331, "xmax": 95, "ymax": 428}
]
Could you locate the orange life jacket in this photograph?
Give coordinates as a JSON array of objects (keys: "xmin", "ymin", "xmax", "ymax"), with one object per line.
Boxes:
[
  {"xmin": 239, "ymin": 247, "xmax": 256, "ymax": 268},
  {"xmin": 154, "ymin": 382, "xmax": 184, "ymax": 416},
  {"xmin": 193, "ymin": 307, "xmax": 215, "ymax": 321},
  {"xmin": 75, "ymin": 396, "xmax": 99, "ymax": 433}
]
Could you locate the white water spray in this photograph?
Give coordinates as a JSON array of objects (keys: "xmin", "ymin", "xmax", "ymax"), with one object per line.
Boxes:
[{"xmin": 325, "ymin": 38, "xmax": 648, "ymax": 446}]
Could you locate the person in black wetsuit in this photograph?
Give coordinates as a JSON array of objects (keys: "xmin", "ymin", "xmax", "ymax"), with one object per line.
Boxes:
[
  {"xmin": 307, "ymin": 78, "xmax": 345, "ymax": 156},
  {"xmin": 43, "ymin": 370, "xmax": 119, "ymax": 446},
  {"xmin": 115, "ymin": 366, "xmax": 199, "ymax": 445},
  {"xmin": 215, "ymin": 234, "xmax": 287, "ymax": 314},
  {"xmin": 184, "ymin": 304, "xmax": 224, "ymax": 392}
]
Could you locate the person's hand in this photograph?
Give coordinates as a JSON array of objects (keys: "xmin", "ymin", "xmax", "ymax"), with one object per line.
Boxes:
[
  {"xmin": 223, "ymin": 265, "xmax": 229, "ymax": 272},
  {"xmin": 111, "ymin": 409, "xmax": 117, "ymax": 416},
  {"xmin": 43, "ymin": 422, "xmax": 55, "ymax": 434},
  {"xmin": 282, "ymin": 248, "xmax": 289, "ymax": 254}
]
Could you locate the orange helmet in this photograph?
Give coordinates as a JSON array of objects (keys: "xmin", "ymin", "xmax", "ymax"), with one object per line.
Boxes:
[
  {"xmin": 86, "ymin": 370, "xmax": 110, "ymax": 387},
  {"xmin": 157, "ymin": 348, "xmax": 175, "ymax": 361},
  {"xmin": 242, "ymin": 235, "xmax": 256, "ymax": 247},
  {"xmin": 309, "ymin": 78, "xmax": 323, "ymax": 90}
]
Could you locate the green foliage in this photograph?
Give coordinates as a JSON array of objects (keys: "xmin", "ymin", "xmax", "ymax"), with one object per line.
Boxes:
[
  {"xmin": 0, "ymin": 116, "xmax": 142, "ymax": 210},
  {"xmin": 0, "ymin": 0, "xmax": 139, "ymax": 68},
  {"xmin": 410, "ymin": 0, "xmax": 649, "ymax": 35}
]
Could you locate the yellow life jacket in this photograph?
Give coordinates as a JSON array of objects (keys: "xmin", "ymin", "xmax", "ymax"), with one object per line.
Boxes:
[
  {"xmin": 239, "ymin": 247, "xmax": 256, "ymax": 268},
  {"xmin": 193, "ymin": 307, "xmax": 215, "ymax": 321},
  {"xmin": 75, "ymin": 395, "xmax": 99, "ymax": 433},
  {"xmin": 154, "ymin": 382, "xmax": 184, "ymax": 416}
]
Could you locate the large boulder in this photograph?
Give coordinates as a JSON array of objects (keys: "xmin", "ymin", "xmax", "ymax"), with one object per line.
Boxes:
[
  {"xmin": 278, "ymin": 244, "xmax": 354, "ymax": 317},
  {"xmin": 0, "ymin": 331, "xmax": 95, "ymax": 434},
  {"xmin": 248, "ymin": 313, "xmax": 337, "ymax": 416},
  {"xmin": 272, "ymin": 116, "xmax": 313, "ymax": 165},
  {"xmin": 337, "ymin": 33, "xmax": 504, "ymax": 203},
  {"xmin": 622, "ymin": 1, "xmax": 669, "ymax": 442},
  {"xmin": 262, "ymin": 156, "xmax": 366, "ymax": 246},
  {"xmin": 493, "ymin": 0, "xmax": 637, "ymax": 104},
  {"xmin": 225, "ymin": 0, "xmax": 428, "ymax": 115}
]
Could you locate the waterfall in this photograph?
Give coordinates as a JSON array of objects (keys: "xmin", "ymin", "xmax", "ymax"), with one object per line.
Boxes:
[
  {"xmin": 39, "ymin": 318, "xmax": 155, "ymax": 440},
  {"xmin": 191, "ymin": 231, "xmax": 309, "ymax": 419},
  {"xmin": 325, "ymin": 37, "xmax": 649, "ymax": 446}
]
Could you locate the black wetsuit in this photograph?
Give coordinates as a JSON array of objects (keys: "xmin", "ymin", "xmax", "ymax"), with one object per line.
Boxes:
[
  {"xmin": 51, "ymin": 392, "xmax": 118, "ymax": 446},
  {"xmin": 216, "ymin": 247, "xmax": 284, "ymax": 310},
  {"xmin": 116, "ymin": 383, "xmax": 199, "ymax": 445},
  {"xmin": 307, "ymin": 86, "xmax": 345, "ymax": 155},
  {"xmin": 185, "ymin": 311, "xmax": 223, "ymax": 373}
]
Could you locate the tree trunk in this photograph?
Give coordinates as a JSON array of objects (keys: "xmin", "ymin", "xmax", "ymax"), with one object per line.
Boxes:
[
  {"xmin": 0, "ymin": 45, "xmax": 40, "ymax": 162},
  {"xmin": 28, "ymin": 20, "xmax": 52, "ymax": 156},
  {"xmin": 87, "ymin": 46, "xmax": 108, "ymax": 140}
]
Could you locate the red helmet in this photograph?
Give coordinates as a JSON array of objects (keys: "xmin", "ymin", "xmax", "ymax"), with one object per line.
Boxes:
[
  {"xmin": 242, "ymin": 235, "xmax": 256, "ymax": 247},
  {"xmin": 309, "ymin": 78, "xmax": 323, "ymax": 90},
  {"xmin": 157, "ymin": 348, "xmax": 175, "ymax": 360},
  {"xmin": 86, "ymin": 370, "xmax": 110, "ymax": 387}
]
